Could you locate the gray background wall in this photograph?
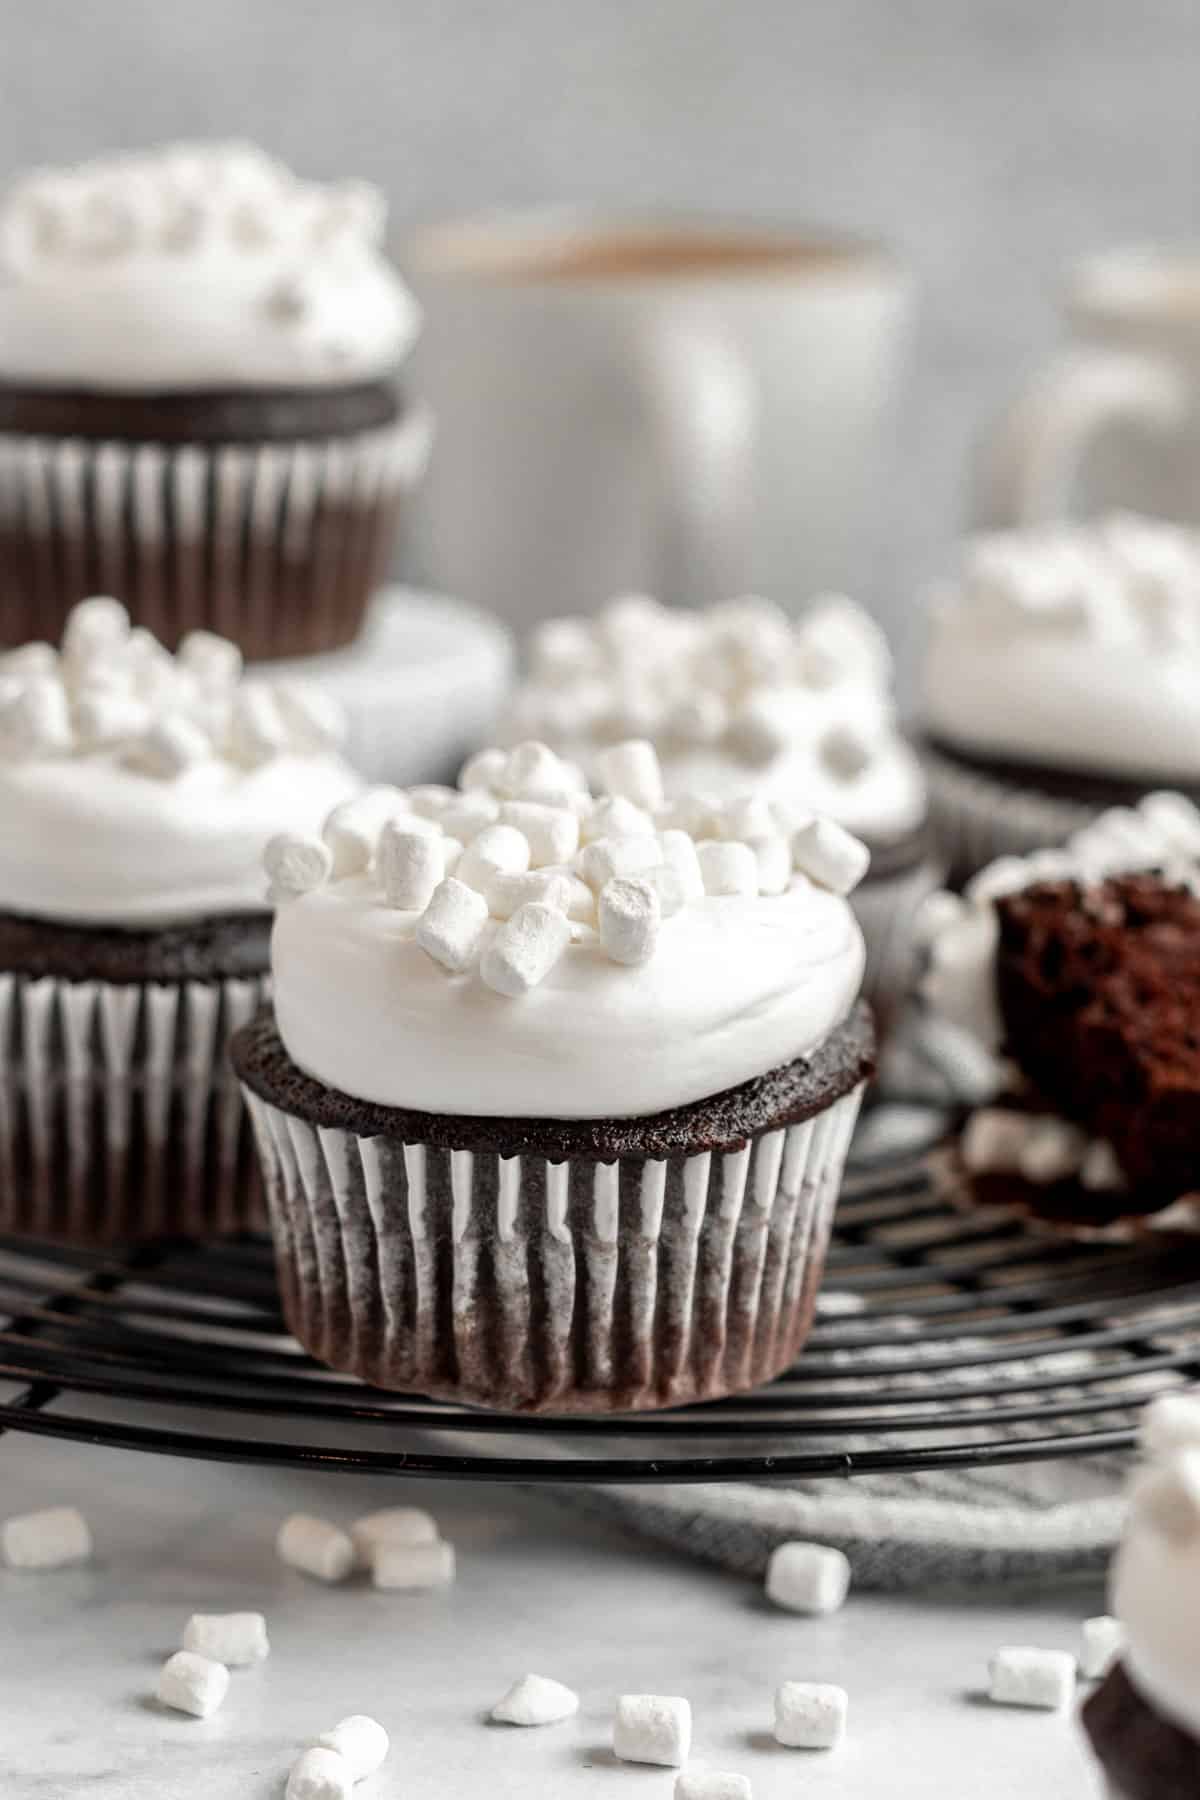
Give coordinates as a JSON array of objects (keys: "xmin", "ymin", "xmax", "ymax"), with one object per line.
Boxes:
[{"xmin": 2, "ymin": 0, "xmax": 1199, "ymax": 688}]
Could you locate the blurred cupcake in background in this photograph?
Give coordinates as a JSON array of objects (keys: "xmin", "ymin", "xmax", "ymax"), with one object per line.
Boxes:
[
  {"xmin": 499, "ymin": 591, "xmax": 937, "ymax": 1035},
  {"xmin": 0, "ymin": 141, "xmax": 430, "ymax": 660},
  {"xmin": 923, "ymin": 513, "xmax": 1200, "ymax": 885},
  {"xmin": 0, "ymin": 596, "xmax": 360, "ymax": 1242}
]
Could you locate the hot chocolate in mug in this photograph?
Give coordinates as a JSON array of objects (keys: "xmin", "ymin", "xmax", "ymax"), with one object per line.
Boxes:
[{"xmin": 404, "ymin": 211, "xmax": 912, "ymax": 627}]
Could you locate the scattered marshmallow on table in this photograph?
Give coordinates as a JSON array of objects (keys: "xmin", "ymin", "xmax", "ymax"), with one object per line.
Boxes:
[
  {"xmin": 276, "ymin": 1513, "xmax": 356, "ymax": 1583},
  {"xmin": 417, "ymin": 877, "xmax": 490, "ymax": 973},
  {"xmin": 765, "ymin": 1541, "xmax": 851, "ymax": 1615},
  {"xmin": 1080, "ymin": 1616, "xmax": 1125, "ymax": 1681},
  {"xmin": 182, "ymin": 1611, "xmax": 269, "ymax": 1667},
  {"xmin": 773, "ymin": 1681, "xmax": 848, "ymax": 1750},
  {"xmin": 2, "ymin": 1505, "xmax": 91, "ymax": 1570},
  {"xmin": 988, "ymin": 1646, "xmax": 1076, "ymax": 1710},
  {"xmin": 790, "ymin": 816, "xmax": 870, "ymax": 896},
  {"xmin": 480, "ymin": 902, "xmax": 570, "ymax": 996},
  {"xmin": 351, "ymin": 1505, "xmax": 439, "ymax": 1564},
  {"xmin": 613, "ymin": 1694, "xmax": 692, "ymax": 1767},
  {"xmin": 286, "ymin": 1746, "xmax": 352, "ymax": 1800},
  {"xmin": 372, "ymin": 1538, "xmax": 456, "ymax": 1590},
  {"xmin": 490, "ymin": 1672, "xmax": 580, "ymax": 1726},
  {"xmin": 598, "ymin": 876, "xmax": 661, "ymax": 965},
  {"xmin": 674, "ymin": 1774, "xmax": 752, "ymax": 1800},
  {"xmin": 315, "ymin": 1714, "xmax": 390, "ymax": 1779},
  {"xmin": 157, "ymin": 1650, "xmax": 230, "ymax": 1719}
]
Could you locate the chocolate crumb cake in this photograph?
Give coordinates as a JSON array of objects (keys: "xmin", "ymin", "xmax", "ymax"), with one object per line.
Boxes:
[{"xmin": 233, "ymin": 737, "xmax": 874, "ymax": 1413}]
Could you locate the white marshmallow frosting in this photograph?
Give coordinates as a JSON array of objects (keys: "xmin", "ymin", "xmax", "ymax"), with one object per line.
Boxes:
[
  {"xmin": 269, "ymin": 738, "xmax": 868, "ymax": 1119},
  {"xmin": 0, "ymin": 599, "xmax": 359, "ymax": 926},
  {"xmin": 0, "ymin": 141, "xmax": 420, "ymax": 389},
  {"xmin": 924, "ymin": 513, "xmax": 1200, "ymax": 781},
  {"xmin": 1113, "ymin": 1395, "xmax": 1200, "ymax": 1739},
  {"xmin": 500, "ymin": 593, "xmax": 926, "ymax": 847}
]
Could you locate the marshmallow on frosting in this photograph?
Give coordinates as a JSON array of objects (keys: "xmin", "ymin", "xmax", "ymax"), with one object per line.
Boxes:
[
  {"xmin": 925, "ymin": 513, "xmax": 1200, "ymax": 783},
  {"xmin": 500, "ymin": 593, "xmax": 926, "ymax": 845},
  {"xmin": 0, "ymin": 141, "xmax": 419, "ymax": 389}
]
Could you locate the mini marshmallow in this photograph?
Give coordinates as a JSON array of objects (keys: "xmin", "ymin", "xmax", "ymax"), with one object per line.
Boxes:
[
  {"xmin": 720, "ymin": 795, "xmax": 776, "ymax": 842},
  {"xmin": 439, "ymin": 793, "xmax": 501, "ymax": 842},
  {"xmin": 351, "ymin": 1506, "xmax": 439, "ymax": 1565},
  {"xmin": 1018, "ymin": 1117, "xmax": 1088, "ymax": 1184},
  {"xmin": 578, "ymin": 833, "xmax": 661, "ymax": 892},
  {"xmin": 748, "ymin": 834, "xmax": 792, "ymax": 896},
  {"xmin": 674, "ymin": 1773, "xmax": 752, "ymax": 1800},
  {"xmin": 988, "ymin": 1647, "xmax": 1075, "ymax": 1710},
  {"xmin": 1141, "ymin": 1390, "xmax": 1200, "ymax": 1457},
  {"xmin": 791, "ymin": 817, "xmax": 870, "ymax": 896},
  {"xmin": 487, "ymin": 870, "xmax": 575, "ymax": 920},
  {"xmin": 459, "ymin": 747, "xmax": 508, "ymax": 792},
  {"xmin": 183, "ymin": 1612, "xmax": 269, "ymax": 1666},
  {"xmin": 286, "ymin": 1747, "xmax": 352, "ymax": 1800},
  {"xmin": 177, "ymin": 628, "xmax": 243, "ymax": 688},
  {"xmin": 696, "ymin": 839, "xmax": 757, "ymax": 898},
  {"xmin": 157, "ymin": 1650, "xmax": 230, "ymax": 1719},
  {"xmin": 406, "ymin": 784, "xmax": 458, "ymax": 818},
  {"xmin": 765, "ymin": 1541, "xmax": 851, "ymax": 1615},
  {"xmin": 648, "ymin": 864, "xmax": 687, "ymax": 917},
  {"xmin": 456, "ymin": 823, "xmax": 531, "ymax": 892},
  {"xmin": 659, "ymin": 829, "xmax": 705, "ymax": 902},
  {"xmin": 372, "ymin": 1539, "xmax": 456, "ymax": 1590},
  {"xmin": 501, "ymin": 740, "xmax": 578, "ymax": 804},
  {"xmin": 537, "ymin": 868, "xmax": 597, "ymax": 921},
  {"xmin": 613, "ymin": 1694, "xmax": 692, "ymax": 1767},
  {"xmin": 62, "ymin": 595, "xmax": 130, "ymax": 660},
  {"xmin": 276, "ymin": 1513, "xmax": 355, "ymax": 1583},
  {"xmin": 500, "ymin": 800, "xmax": 580, "ymax": 867},
  {"xmin": 597, "ymin": 739, "xmax": 665, "ymax": 811},
  {"xmin": 581, "ymin": 795, "xmax": 657, "ymax": 844},
  {"xmin": 0, "ymin": 677, "xmax": 73, "ymax": 756},
  {"xmin": 2, "ymin": 1505, "xmax": 91, "ymax": 1570},
  {"xmin": 128, "ymin": 713, "xmax": 211, "ymax": 777},
  {"xmin": 322, "ymin": 787, "xmax": 408, "ymax": 877},
  {"xmin": 490, "ymin": 1673, "xmax": 580, "ymax": 1726},
  {"xmin": 481, "ymin": 902, "xmax": 571, "ymax": 996},
  {"xmin": 960, "ymin": 1107, "xmax": 1030, "ymax": 1175},
  {"xmin": 264, "ymin": 832, "xmax": 332, "ymax": 902},
  {"xmin": 773, "ymin": 1681, "xmax": 847, "ymax": 1750},
  {"xmin": 378, "ymin": 821, "xmax": 444, "ymax": 912},
  {"xmin": 0, "ymin": 641, "xmax": 57, "ymax": 678},
  {"xmin": 417, "ymin": 878, "xmax": 490, "ymax": 973},
  {"xmin": 274, "ymin": 680, "xmax": 345, "ymax": 751},
  {"xmin": 1080, "ymin": 1616, "xmax": 1125, "ymax": 1681},
  {"xmin": 229, "ymin": 680, "xmax": 289, "ymax": 765},
  {"xmin": 315, "ymin": 1715, "xmax": 390, "ymax": 1780},
  {"xmin": 73, "ymin": 688, "xmax": 150, "ymax": 749},
  {"xmin": 599, "ymin": 876, "xmax": 661, "ymax": 965}
]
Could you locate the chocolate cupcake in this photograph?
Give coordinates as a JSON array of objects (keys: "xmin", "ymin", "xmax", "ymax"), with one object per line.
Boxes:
[
  {"xmin": 1083, "ymin": 1394, "xmax": 1200, "ymax": 1798},
  {"xmin": 922, "ymin": 793, "xmax": 1200, "ymax": 1230},
  {"xmin": 499, "ymin": 592, "xmax": 938, "ymax": 1039},
  {"xmin": 0, "ymin": 141, "xmax": 430, "ymax": 660},
  {"xmin": 0, "ymin": 597, "xmax": 359, "ymax": 1241},
  {"xmin": 923, "ymin": 513, "xmax": 1200, "ymax": 886},
  {"xmin": 233, "ymin": 737, "xmax": 873, "ymax": 1413}
]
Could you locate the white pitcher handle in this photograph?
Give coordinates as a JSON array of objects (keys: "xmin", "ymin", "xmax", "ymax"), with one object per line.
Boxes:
[{"xmin": 975, "ymin": 347, "xmax": 1188, "ymax": 527}]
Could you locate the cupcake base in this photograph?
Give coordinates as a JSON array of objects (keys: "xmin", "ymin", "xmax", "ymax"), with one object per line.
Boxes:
[
  {"xmin": 0, "ymin": 909, "xmax": 271, "ymax": 1243},
  {"xmin": 1083, "ymin": 1660, "xmax": 1200, "ymax": 1800},
  {"xmin": 234, "ymin": 1003, "xmax": 874, "ymax": 1414}
]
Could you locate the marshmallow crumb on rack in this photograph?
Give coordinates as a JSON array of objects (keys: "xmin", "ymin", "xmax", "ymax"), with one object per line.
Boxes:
[
  {"xmin": 1080, "ymin": 1615, "xmax": 1125, "ymax": 1681},
  {"xmin": 286, "ymin": 1746, "xmax": 352, "ymax": 1800},
  {"xmin": 314, "ymin": 1715, "xmax": 390, "ymax": 1780},
  {"xmin": 613, "ymin": 1693, "xmax": 693, "ymax": 1767},
  {"xmin": 490, "ymin": 1673, "xmax": 580, "ymax": 1726},
  {"xmin": 157, "ymin": 1650, "xmax": 230, "ymax": 1719},
  {"xmin": 2, "ymin": 1504, "xmax": 92, "ymax": 1570},
  {"xmin": 276, "ymin": 1513, "xmax": 356, "ymax": 1583},
  {"xmin": 269, "ymin": 736, "xmax": 870, "ymax": 997},
  {"xmin": 988, "ymin": 1647, "xmax": 1076, "ymax": 1710},
  {"xmin": 765, "ymin": 1540, "xmax": 852, "ymax": 1615},
  {"xmin": 0, "ymin": 597, "xmax": 344, "ymax": 780},
  {"xmin": 182, "ymin": 1611, "xmax": 269, "ymax": 1666},
  {"xmin": 773, "ymin": 1681, "xmax": 848, "ymax": 1749}
]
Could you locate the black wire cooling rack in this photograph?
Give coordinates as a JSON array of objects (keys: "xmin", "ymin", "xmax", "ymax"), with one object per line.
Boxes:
[{"xmin": 1, "ymin": 1115, "xmax": 1199, "ymax": 1485}]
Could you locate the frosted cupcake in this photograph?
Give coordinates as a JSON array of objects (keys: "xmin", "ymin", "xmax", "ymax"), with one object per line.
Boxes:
[
  {"xmin": 501, "ymin": 592, "xmax": 935, "ymax": 1035},
  {"xmin": 923, "ymin": 513, "xmax": 1200, "ymax": 884},
  {"xmin": 0, "ymin": 597, "xmax": 359, "ymax": 1241},
  {"xmin": 0, "ymin": 141, "xmax": 429, "ymax": 660},
  {"xmin": 1084, "ymin": 1394, "xmax": 1200, "ymax": 1797},
  {"xmin": 922, "ymin": 793, "xmax": 1200, "ymax": 1232},
  {"xmin": 233, "ymin": 737, "xmax": 873, "ymax": 1413}
]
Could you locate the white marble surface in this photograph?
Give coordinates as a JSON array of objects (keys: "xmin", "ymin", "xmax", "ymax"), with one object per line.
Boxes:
[{"xmin": 0, "ymin": 1431, "xmax": 1108, "ymax": 1798}]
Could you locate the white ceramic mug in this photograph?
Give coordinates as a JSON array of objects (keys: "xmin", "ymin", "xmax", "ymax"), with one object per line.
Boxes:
[
  {"xmin": 977, "ymin": 246, "xmax": 1200, "ymax": 528},
  {"xmin": 404, "ymin": 212, "xmax": 912, "ymax": 628}
]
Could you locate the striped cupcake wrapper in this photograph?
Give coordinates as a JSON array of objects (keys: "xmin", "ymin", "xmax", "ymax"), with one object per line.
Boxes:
[
  {"xmin": 851, "ymin": 854, "xmax": 944, "ymax": 1043},
  {"xmin": 0, "ymin": 970, "xmax": 269, "ymax": 1243},
  {"xmin": 924, "ymin": 743, "xmax": 1102, "ymax": 887},
  {"xmin": 0, "ymin": 405, "xmax": 432, "ymax": 660},
  {"xmin": 243, "ymin": 1082, "xmax": 866, "ymax": 1414}
]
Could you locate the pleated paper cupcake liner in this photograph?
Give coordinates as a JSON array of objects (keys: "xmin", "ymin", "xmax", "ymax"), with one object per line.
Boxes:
[
  {"xmin": 242, "ymin": 1082, "xmax": 866, "ymax": 1414},
  {"xmin": 0, "ymin": 405, "xmax": 433, "ymax": 660},
  {"xmin": 0, "ymin": 969, "xmax": 269, "ymax": 1243},
  {"xmin": 924, "ymin": 743, "xmax": 1101, "ymax": 887},
  {"xmin": 851, "ymin": 854, "xmax": 944, "ymax": 1043}
]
